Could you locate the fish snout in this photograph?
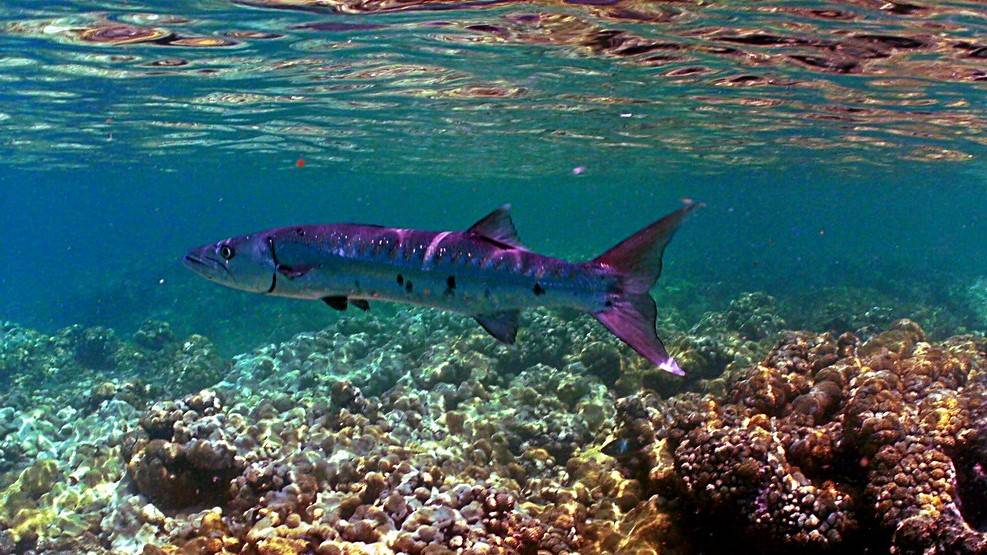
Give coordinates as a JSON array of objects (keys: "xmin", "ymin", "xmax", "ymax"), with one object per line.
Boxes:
[{"xmin": 182, "ymin": 250, "xmax": 224, "ymax": 281}]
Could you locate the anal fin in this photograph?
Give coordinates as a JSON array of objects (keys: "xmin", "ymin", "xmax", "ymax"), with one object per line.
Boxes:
[
  {"xmin": 351, "ymin": 299, "xmax": 370, "ymax": 311},
  {"xmin": 593, "ymin": 294, "xmax": 682, "ymax": 376},
  {"xmin": 474, "ymin": 310, "xmax": 520, "ymax": 344}
]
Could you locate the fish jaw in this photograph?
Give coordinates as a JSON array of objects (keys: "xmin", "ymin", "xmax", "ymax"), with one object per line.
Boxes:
[{"xmin": 182, "ymin": 247, "xmax": 231, "ymax": 284}]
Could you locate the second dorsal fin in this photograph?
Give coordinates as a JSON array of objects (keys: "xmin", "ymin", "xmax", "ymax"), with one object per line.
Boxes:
[{"xmin": 467, "ymin": 204, "xmax": 525, "ymax": 249}]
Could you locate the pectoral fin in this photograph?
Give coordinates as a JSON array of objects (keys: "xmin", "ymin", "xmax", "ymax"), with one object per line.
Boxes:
[
  {"xmin": 351, "ymin": 299, "xmax": 370, "ymax": 311},
  {"xmin": 474, "ymin": 310, "xmax": 520, "ymax": 344}
]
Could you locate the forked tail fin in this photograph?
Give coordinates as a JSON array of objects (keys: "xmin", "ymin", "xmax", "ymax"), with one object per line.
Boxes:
[{"xmin": 590, "ymin": 200, "xmax": 700, "ymax": 376}]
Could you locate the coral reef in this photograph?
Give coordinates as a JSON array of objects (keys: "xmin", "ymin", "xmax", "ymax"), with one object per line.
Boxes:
[
  {"xmin": 95, "ymin": 305, "xmax": 681, "ymax": 554},
  {"xmin": 612, "ymin": 319, "xmax": 987, "ymax": 554},
  {"xmin": 125, "ymin": 390, "xmax": 243, "ymax": 509},
  {"xmin": 2, "ymin": 288, "xmax": 986, "ymax": 554},
  {"xmin": 0, "ymin": 319, "xmax": 227, "ymax": 410},
  {"xmin": 120, "ymin": 373, "xmax": 596, "ymax": 552},
  {"xmin": 616, "ymin": 292, "xmax": 783, "ymax": 397},
  {"xmin": 784, "ymin": 286, "xmax": 899, "ymax": 338},
  {"xmin": 0, "ymin": 399, "xmax": 138, "ymax": 552},
  {"xmin": 786, "ymin": 283, "xmax": 977, "ymax": 341}
]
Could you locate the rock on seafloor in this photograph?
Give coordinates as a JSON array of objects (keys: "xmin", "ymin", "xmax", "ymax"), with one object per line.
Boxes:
[{"xmin": 0, "ymin": 288, "xmax": 985, "ymax": 554}]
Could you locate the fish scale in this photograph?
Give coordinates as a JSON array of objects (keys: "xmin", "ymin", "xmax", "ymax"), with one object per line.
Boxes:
[{"xmin": 184, "ymin": 201, "xmax": 699, "ymax": 375}]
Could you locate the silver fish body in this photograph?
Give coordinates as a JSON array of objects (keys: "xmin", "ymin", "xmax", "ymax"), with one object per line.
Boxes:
[{"xmin": 184, "ymin": 202, "xmax": 699, "ymax": 375}]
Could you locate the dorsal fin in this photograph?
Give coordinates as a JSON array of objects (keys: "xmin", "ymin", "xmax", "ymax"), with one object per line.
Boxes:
[{"xmin": 467, "ymin": 204, "xmax": 525, "ymax": 249}]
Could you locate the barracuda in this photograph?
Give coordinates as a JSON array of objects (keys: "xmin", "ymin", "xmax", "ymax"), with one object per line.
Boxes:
[{"xmin": 183, "ymin": 201, "xmax": 699, "ymax": 375}]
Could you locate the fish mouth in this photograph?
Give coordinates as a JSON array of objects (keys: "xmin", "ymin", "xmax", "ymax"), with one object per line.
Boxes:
[{"xmin": 182, "ymin": 252, "xmax": 232, "ymax": 281}]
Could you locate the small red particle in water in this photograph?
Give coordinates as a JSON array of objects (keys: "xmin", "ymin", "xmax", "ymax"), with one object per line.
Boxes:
[
  {"xmin": 571, "ymin": 166, "xmax": 585, "ymax": 175},
  {"xmin": 295, "ymin": 158, "xmax": 305, "ymax": 168}
]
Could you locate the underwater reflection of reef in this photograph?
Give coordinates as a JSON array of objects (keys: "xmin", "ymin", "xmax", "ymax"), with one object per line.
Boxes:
[
  {"xmin": 0, "ymin": 1, "xmax": 984, "ymax": 173},
  {"xmin": 233, "ymin": 0, "xmax": 987, "ymax": 85},
  {"xmin": 76, "ymin": 24, "xmax": 171, "ymax": 45}
]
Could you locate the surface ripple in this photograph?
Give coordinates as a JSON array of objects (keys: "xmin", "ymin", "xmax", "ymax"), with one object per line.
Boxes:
[{"xmin": 0, "ymin": 0, "xmax": 984, "ymax": 175}]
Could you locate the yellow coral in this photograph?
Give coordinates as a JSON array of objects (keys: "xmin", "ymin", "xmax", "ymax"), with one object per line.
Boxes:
[
  {"xmin": 257, "ymin": 537, "xmax": 310, "ymax": 555},
  {"xmin": 0, "ymin": 459, "xmax": 62, "ymax": 540},
  {"xmin": 0, "ymin": 449, "xmax": 124, "ymax": 543},
  {"xmin": 916, "ymin": 492, "xmax": 945, "ymax": 518}
]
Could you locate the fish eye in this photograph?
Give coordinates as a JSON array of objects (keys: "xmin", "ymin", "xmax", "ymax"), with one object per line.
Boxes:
[{"xmin": 219, "ymin": 245, "xmax": 236, "ymax": 260}]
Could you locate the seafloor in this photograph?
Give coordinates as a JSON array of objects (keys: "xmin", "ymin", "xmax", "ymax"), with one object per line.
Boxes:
[{"xmin": 1, "ymin": 278, "xmax": 986, "ymax": 554}]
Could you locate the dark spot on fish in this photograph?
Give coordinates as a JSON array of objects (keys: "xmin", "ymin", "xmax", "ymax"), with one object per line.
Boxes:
[
  {"xmin": 446, "ymin": 275, "xmax": 456, "ymax": 290},
  {"xmin": 397, "ymin": 274, "xmax": 404, "ymax": 285},
  {"xmin": 533, "ymin": 282, "xmax": 545, "ymax": 296},
  {"xmin": 295, "ymin": 227, "xmax": 306, "ymax": 236},
  {"xmin": 405, "ymin": 280, "xmax": 413, "ymax": 292},
  {"xmin": 605, "ymin": 300, "xmax": 613, "ymax": 307}
]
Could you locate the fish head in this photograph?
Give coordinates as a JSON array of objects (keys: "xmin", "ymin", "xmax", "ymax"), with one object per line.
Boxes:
[{"xmin": 183, "ymin": 233, "xmax": 276, "ymax": 293}]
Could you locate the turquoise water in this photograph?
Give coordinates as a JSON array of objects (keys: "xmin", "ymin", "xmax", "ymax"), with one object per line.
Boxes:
[
  {"xmin": 2, "ymin": 1, "xmax": 986, "ymax": 345},
  {"xmin": 1, "ymin": 1, "xmax": 986, "ymax": 553}
]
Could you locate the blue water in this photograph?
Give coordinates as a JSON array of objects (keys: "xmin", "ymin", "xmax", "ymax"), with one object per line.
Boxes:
[
  {"xmin": 4, "ymin": 162, "xmax": 985, "ymax": 350},
  {"xmin": 2, "ymin": 2, "xmax": 985, "ymax": 348},
  {"xmin": 0, "ymin": 1, "xmax": 986, "ymax": 553}
]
